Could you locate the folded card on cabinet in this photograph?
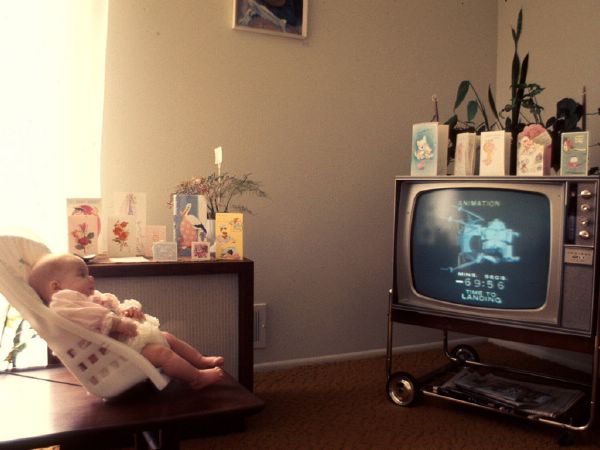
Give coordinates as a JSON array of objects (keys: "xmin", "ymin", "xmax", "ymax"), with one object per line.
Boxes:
[
  {"xmin": 454, "ymin": 132, "xmax": 478, "ymax": 176},
  {"xmin": 410, "ymin": 122, "xmax": 449, "ymax": 176},
  {"xmin": 479, "ymin": 131, "xmax": 511, "ymax": 176},
  {"xmin": 215, "ymin": 213, "xmax": 243, "ymax": 260},
  {"xmin": 560, "ymin": 131, "xmax": 589, "ymax": 176}
]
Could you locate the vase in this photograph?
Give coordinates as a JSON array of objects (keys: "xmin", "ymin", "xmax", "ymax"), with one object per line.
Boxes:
[{"xmin": 206, "ymin": 218, "xmax": 216, "ymax": 255}]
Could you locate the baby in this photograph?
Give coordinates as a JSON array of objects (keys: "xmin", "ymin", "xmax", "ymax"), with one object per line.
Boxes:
[{"xmin": 28, "ymin": 253, "xmax": 224, "ymax": 390}]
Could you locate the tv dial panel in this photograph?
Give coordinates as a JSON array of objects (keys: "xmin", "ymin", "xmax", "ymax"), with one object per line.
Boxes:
[
  {"xmin": 578, "ymin": 188, "xmax": 594, "ymax": 240},
  {"xmin": 565, "ymin": 182, "xmax": 598, "ymax": 266}
]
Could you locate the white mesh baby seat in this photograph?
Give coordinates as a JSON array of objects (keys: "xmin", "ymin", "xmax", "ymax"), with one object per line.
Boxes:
[{"xmin": 0, "ymin": 234, "xmax": 170, "ymax": 398}]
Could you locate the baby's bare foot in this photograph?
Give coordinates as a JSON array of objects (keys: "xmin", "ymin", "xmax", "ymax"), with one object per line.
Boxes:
[
  {"xmin": 189, "ymin": 367, "xmax": 224, "ymax": 390},
  {"xmin": 196, "ymin": 355, "xmax": 224, "ymax": 369}
]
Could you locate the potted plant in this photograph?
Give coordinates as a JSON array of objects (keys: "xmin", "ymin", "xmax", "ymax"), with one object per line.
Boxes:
[{"xmin": 444, "ymin": 9, "xmax": 587, "ymax": 173}]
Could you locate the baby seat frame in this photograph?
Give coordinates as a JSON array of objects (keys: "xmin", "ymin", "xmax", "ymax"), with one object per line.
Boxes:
[{"xmin": 0, "ymin": 235, "xmax": 169, "ymax": 398}]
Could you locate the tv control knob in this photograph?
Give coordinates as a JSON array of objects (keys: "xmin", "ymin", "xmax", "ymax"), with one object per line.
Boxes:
[
  {"xmin": 581, "ymin": 189, "xmax": 593, "ymax": 199},
  {"xmin": 580, "ymin": 218, "xmax": 591, "ymax": 226},
  {"xmin": 581, "ymin": 204, "xmax": 591, "ymax": 212},
  {"xmin": 579, "ymin": 230, "xmax": 591, "ymax": 239}
]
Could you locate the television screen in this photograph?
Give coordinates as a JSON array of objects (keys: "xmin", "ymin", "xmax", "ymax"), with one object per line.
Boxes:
[{"xmin": 411, "ymin": 188, "xmax": 550, "ymax": 310}]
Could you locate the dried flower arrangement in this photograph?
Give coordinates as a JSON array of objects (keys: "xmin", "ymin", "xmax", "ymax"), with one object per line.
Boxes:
[{"xmin": 169, "ymin": 173, "xmax": 267, "ymax": 219}]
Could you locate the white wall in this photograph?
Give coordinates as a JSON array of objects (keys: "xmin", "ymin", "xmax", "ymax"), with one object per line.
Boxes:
[{"xmin": 101, "ymin": 0, "xmax": 498, "ymax": 364}]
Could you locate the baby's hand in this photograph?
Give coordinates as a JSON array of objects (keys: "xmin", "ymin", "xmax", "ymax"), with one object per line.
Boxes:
[
  {"xmin": 122, "ymin": 306, "xmax": 144, "ymax": 321},
  {"xmin": 115, "ymin": 318, "xmax": 138, "ymax": 337}
]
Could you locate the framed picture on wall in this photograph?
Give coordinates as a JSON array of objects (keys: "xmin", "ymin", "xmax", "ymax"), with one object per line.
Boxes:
[{"xmin": 232, "ymin": 0, "xmax": 308, "ymax": 39}]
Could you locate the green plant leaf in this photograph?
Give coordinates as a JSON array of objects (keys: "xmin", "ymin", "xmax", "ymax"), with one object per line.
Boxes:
[
  {"xmin": 526, "ymin": 84, "xmax": 544, "ymax": 97},
  {"xmin": 519, "ymin": 53, "xmax": 529, "ymax": 85},
  {"xmin": 511, "ymin": 54, "xmax": 520, "ymax": 98},
  {"xmin": 488, "ymin": 86, "xmax": 501, "ymax": 127},
  {"xmin": 454, "ymin": 81, "xmax": 470, "ymax": 110},
  {"xmin": 467, "ymin": 100, "xmax": 478, "ymax": 122},
  {"xmin": 516, "ymin": 9, "xmax": 523, "ymax": 41},
  {"xmin": 521, "ymin": 98, "xmax": 534, "ymax": 108},
  {"xmin": 445, "ymin": 114, "xmax": 458, "ymax": 128}
]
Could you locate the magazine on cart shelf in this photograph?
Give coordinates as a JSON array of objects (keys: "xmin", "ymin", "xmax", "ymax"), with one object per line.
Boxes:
[{"xmin": 437, "ymin": 367, "xmax": 584, "ymax": 418}]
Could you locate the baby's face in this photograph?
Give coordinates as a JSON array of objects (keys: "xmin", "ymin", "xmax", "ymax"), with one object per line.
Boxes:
[{"xmin": 58, "ymin": 257, "xmax": 95, "ymax": 296}]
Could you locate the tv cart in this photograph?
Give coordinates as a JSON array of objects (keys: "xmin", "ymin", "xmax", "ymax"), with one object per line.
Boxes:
[{"xmin": 385, "ymin": 290, "xmax": 600, "ymax": 442}]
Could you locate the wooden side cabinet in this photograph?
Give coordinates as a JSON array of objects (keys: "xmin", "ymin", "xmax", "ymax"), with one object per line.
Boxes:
[{"xmin": 88, "ymin": 257, "xmax": 254, "ymax": 390}]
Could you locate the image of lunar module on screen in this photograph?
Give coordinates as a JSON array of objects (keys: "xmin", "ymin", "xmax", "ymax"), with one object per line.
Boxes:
[{"xmin": 443, "ymin": 206, "xmax": 520, "ymax": 272}]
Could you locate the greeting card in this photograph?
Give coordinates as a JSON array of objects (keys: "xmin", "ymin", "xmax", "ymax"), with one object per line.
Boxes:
[
  {"xmin": 516, "ymin": 124, "xmax": 552, "ymax": 176},
  {"xmin": 107, "ymin": 216, "xmax": 137, "ymax": 257},
  {"xmin": 173, "ymin": 194, "xmax": 208, "ymax": 257},
  {"xmin": 152, "ymin": 241, "xmax": 177, "ymax": 261},
  {"xmin": 143, "ymin": 225, "xmax": 167, "ymax": 258},
  {"xmin": 67, "ymin": 198, "xmax": 102, "ymax": 251},
  {"xmin": 453, "ymin": 133, "xmax": 478, "ymax": 176},
  {"xmin": 114, "ymin": 192, "xmax": 146, "ymax": 255},
  {"xmin": 191, "ymin": 241, "xmax": 211, "ymax": 261},
  {"xmin": 479, "ymin": 131, "xmax": 511, "ymax": 176},
  {"xmin": 215, "ymin": 213, "xmax": 243, "ymax": 260},
  {"xmin": 67, "ymin": 215, "xmax": 98, "ymax": 257},
  {"xmin": 410, "ymin": 122, "xmax": 449, "ymax": 176},
  {"xmin": 560, "ymin": 131, "xmax": 589, "ymax": 176}
]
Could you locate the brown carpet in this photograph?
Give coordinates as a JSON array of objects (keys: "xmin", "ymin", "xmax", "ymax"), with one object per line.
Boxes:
[{"xmin": 183, "ymin": 343, "xmax": 600, "ymax": 450}]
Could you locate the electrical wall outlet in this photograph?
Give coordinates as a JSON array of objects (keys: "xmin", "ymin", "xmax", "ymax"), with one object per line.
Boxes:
[{"xmin": 254, "ymin": 303, "xmax": 267, "ymax": 349}]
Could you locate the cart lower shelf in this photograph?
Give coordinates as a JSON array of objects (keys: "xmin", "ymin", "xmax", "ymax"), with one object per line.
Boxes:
[{"xmin": 388, "ymin": 361, "xmax": 593, "ymax": 430}]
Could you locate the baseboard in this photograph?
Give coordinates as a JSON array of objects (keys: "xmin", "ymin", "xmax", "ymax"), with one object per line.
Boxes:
[
  {"xmin": 254, "ymin": 336, "xmax": 486, "ymax": 372},
  {"xmin": 488, "ymin": 338, "xmax": 593, "ymax": 374}
]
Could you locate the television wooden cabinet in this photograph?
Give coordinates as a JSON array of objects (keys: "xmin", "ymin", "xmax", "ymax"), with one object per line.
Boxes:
[{"xmin": 88, "ymin": 257, "xmax": 255, "ymax": 390}]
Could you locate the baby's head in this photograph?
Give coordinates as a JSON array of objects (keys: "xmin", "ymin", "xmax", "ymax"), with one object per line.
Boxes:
[{"xmin": 28, "ymin": 253, "xmax": 95, "ymax": 304}]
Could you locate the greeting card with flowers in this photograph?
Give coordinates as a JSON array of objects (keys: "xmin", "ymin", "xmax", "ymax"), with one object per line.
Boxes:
[
  {"xmin": 68, "ymin": 215, "xmax": 98, "ymax": 257},
  {"xmin": 516, "ymin": 124, "xmax": 552, "ymax": 176},
  {"xmin": 67, "ymin": 198, "xmax": 102, "ymax": 250},
  {"xmin": 107, "ymin": 216, "xmax": 137, "ymax": 257},
  {"xmin": 114, "ymin": 192, "xmax": 147, "ymax": 255}
]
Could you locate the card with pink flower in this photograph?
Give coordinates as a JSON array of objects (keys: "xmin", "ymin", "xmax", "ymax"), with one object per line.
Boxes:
[
  {"xmin": 67, "ymin": 198, "xmax": 103, "ymax": 251},
  {"xmin": 68, "ymin": 215, "xmax": 98, "ymax": 257}
]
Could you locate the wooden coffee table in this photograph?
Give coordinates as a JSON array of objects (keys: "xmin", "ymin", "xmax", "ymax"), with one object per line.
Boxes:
[{"xmin": 0, "ymin": 366, "xmax": 264, "ymax": 450}]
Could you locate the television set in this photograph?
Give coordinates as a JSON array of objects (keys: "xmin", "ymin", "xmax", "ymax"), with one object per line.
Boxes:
[{"xmin": 393, "ymin": 176, "xmax": 600, "ymax": 344}]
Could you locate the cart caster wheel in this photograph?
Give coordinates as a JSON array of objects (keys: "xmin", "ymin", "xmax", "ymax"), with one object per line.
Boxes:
[
  {"xmin": 557, "ymin": 431, "xmax": 575, "ymax": 447},
  {"xmin": 387, "ymin": 371, "xmax": 419, "ymax": 406},
  {"xmin": 450, "ymin": 344, "xmax": 480, "ymax": 363}
]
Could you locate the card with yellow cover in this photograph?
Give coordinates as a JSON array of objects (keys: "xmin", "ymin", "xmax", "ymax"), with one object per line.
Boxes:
[{"xmin": 215, "ymin": 213, "xmax": 243, "ymax": 260}]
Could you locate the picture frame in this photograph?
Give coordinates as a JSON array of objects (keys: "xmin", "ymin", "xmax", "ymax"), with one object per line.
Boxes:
[
  {"xmin": 152, "ymin": 241, "xmax": 178, "ymax": 262},
  {"xmin": 191, "ymin": 241, "xmax": 211, "ymax": 261},
  {"xmin": 232, "ymin": 0, "xmax": 308, "ymax": 39}
]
